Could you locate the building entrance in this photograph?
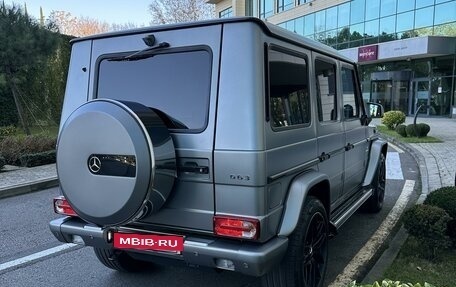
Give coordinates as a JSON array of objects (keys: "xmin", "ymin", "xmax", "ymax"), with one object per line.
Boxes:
[{"xmin": 411, "ymin": 79, "xmax": 430, "ymax": 115}]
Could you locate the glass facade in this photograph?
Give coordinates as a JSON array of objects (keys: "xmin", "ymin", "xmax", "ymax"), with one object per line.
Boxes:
[
  {"xmin": 276, "ymin": 0, "xmax": 456, "ymax": 49},
  {"xmin": 219, "ymin": 7, "xmax": 233, "ymax": 18},
  {"xmin": 359, "ymin": 55, "xmax": 456, "ymax": 116}
]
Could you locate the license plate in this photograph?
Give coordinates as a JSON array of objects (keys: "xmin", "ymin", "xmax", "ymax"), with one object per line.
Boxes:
[{"xmin": 113, "ymin": 233, "xmax": 184, "ymax": 252}]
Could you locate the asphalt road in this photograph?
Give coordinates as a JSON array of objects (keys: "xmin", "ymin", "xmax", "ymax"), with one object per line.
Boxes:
[{"xmin": 0, "ymin": 145, "xmax": 419, "ymax": 287}]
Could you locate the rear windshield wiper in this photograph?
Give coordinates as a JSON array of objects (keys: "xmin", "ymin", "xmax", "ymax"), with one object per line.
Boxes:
[{"xmin": 109, "ymin": 42, "xmax": 170, "ymax": 62}]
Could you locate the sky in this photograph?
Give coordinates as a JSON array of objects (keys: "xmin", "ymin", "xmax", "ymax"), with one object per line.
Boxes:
[{"xmin": 3, "ymin": 0, "xmax": 152, "ymax": 26}]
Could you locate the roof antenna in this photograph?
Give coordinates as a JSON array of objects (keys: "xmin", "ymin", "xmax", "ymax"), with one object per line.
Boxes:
[{"xmin": 142, "ymin": 34, "xmax": 156, "ymax": 47}]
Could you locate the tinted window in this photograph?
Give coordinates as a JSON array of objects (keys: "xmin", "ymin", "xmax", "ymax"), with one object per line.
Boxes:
[
  {"xmin": 341, "ymin": 67, "xmax": 360, "ymax": 119},
  {"xmin": 97, "ymin": 50, "xmax": 211, "ymax": 131},
  {"xmin": 269, "ymin": 49, "xmax": 310, "ymax": 128},
  {"xmin": 315, "ymin": 59, "xmax": 337, "ymax": 122}
]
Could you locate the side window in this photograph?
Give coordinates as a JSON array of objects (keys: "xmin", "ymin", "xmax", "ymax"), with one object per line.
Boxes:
[
  {"xmin": 315, "ymin": 59, "xmax": 337, "ymax": 122},
  {"xmin": 269, "ymin": 48, "xmax": 310, "ymax": 129},
  {"xmin": 341, "ymin": 67, "xmax": 360, "ymax": 120}
]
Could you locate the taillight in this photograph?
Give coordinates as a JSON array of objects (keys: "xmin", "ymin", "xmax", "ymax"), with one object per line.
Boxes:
[
  {"xmin": 53, "ymin": 196, "xmax": 78, "ymax": 217},
  {"xmin": 213, "ymin": 216, "xmax": 260, "ymax": 240}
]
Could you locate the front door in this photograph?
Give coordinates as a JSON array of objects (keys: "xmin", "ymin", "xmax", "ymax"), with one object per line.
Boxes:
[
  {"xmin": 411, "ymin": 79, "xmax": 430, "ymax": 115},
  {"xmin": 371, "ymin": 80, "xmax": 392, "ymax": 111},
  {"xmin": 342, "ymin": 65, "xmax": 369, "ymax": 197}
]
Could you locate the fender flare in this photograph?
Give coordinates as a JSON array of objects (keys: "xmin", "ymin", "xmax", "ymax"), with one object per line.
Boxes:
[
  {"xmin": 278, "ymin": 170, "xmax": 329, "ymax": 237},
  {"xmin": 362, "ymin": 139, "xmax": 388, "ymax": 187}
]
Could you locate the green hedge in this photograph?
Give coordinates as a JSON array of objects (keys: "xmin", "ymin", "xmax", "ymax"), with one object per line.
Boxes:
[
  {"xmin": 0, "ymin": 125, "xmax": 16, "ymax": 137},
  {"xmin": 19, "ymin": 150, "xmax": 56, "ymax": 167},
  {"xmin": 424, "ymin": 186, "xmax": 456, "ymax": 243},
  {"xmin": 0, "ymin": 155, "xmax": 5, "ymax": 170},
  {"xmin": 0, "ymin": 135, "xmax": 56, "ymax": 165},
  {"xmin": 382, "ymin": 111, "xmax": 406, "ymax": 130},
  {"xmin": 403, "ymin": 204, "xmax": 452, "ymax": 259},
  {"xmin": 347, "ymin": 280, "xmax": 436, "ymax": 287},
  {"xmin": 406, "ymin": 123, "xmax": 431, "ymax": 138},
  {"xmin": 395, "ymin": 124, "xmax": 407, "ymax": 137}
]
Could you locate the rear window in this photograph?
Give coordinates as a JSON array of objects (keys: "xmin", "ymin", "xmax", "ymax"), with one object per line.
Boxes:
[{"xmin": 97, "ymin": 49, "xmax": 212, "ymax": 131}]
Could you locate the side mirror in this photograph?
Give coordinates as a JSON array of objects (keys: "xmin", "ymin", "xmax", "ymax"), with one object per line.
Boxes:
[{"xmin": 366, "ymin": 102, "xmax": 384, "ymax": 118}]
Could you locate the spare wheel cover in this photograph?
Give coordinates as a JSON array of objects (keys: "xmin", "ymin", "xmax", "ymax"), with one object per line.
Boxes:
[{"xmin": 57, "ymin": 99, "xmax": 176, "ymax": 226}]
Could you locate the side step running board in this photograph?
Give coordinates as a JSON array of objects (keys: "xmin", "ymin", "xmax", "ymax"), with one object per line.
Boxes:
[{"xmin": 329, "ymin": 188, "xmax": 373, "ymax": 234}]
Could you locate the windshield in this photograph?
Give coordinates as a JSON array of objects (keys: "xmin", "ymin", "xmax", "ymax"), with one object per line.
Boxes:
[{"xmin": 97, "ymin": 49, "xmax": 212, "ymax": 131}]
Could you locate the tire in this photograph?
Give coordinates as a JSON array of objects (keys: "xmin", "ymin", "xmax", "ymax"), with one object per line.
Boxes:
[
  {"xmin": 93, "ymin": 247, "xmax": 151, "ymax": 272},
  {"xmin": 363, "ymin": 153, "xmax": 386, "ymax": 213},
  {"xmin": 262, "ymin": 197, "xmax": 329, "ymax": 287}
]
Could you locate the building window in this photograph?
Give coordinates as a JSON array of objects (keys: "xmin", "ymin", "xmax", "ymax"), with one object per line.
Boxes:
[
  {"xmin": 415, "ymin": 6, "xmax": 434, "ymax": 29},
  {"xmin": 435, "ymin": 1, "xmax": 456, "ymax": 25},
  {"xmin": 219, "ymin": 7, "xmax": 233, "ymax": 18},
  {"xmin": 260, "ymin": 0, "xmax": 274, "ymax": 19},
  {"xmin": 315, "ymin": 59, "xmax": 337, "ymax": 122},
  {"xmin": 278, "ymin": 0, "xmax": 294, "ymax": 12},
  {"xmin": 269, "ymin": 49, "xmax": 310, "ymax": 128}
]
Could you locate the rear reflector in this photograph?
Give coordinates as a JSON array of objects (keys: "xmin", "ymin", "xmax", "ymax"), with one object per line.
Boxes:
[
  {"xmin": 53, "ymin": 196, "xmax": 78, "ymax": 217},
  {"xmin": 213, "ymin": 216, "xmax": 260, "ymax": 240}
]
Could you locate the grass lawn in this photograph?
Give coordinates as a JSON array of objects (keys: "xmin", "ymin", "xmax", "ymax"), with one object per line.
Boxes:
[
  {"xmin": 383, "ymin": 237, "xmax": 456, "ymax": 287},
  {"xmin": 376, "ymin": 125, "xmax": 442, "ymax": 143}
]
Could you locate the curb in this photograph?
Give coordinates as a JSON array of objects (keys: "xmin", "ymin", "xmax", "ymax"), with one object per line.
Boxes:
[
  {"xmin": 361, "ymin": 133, "xmax": 428, "ymax": 283},
  {"xmin": 0, "ymin": 176, "xmax": 59, "ymax": 200}
]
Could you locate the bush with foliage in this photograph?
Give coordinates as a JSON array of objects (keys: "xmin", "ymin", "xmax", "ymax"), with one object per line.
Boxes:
[
  {"xmin": 406, "ymin": 123, "xmax": 431, "ymax": 138},
  {"xmin": 0, "ymin": 135, "xmax": 56, "ymax": 166},
  {"xmin": 19, "ymin": 150, "xmax": 56, "ymax": 167},
  {"xmin": 424, "ymin": 186, "xmax": 456, "ymax": 242},
  {"xmin": 382, "ymin": 111, "xmax": 406, "ymax": 130},
  {"xmin": 0, "ymin": 155, "xmax": 5, "ymax": 170},
  {"xmin": 403, "ymin": 204, "xmax": 452, "ymax": 258},
  {"xmin": 395, "ymin": 124, "xmax": 407, "ymax": 137},
  {"xmin": 347, "ymin": 280, "xmax": 435, "ymax": 287},
  {"xmin": 0, "ymin": 125, "xmax": 16, "ymax": 137},
  {"xmin": 347, "ymin": 280, "xmax": 436, "ymax": 287}
]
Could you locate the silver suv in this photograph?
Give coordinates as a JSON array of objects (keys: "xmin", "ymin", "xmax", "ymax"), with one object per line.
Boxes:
[{"xmin": 50, "ymin": 17, "xmax": 387, "ymax": 287}]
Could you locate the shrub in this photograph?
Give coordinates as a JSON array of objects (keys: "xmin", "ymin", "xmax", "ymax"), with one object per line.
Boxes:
[
  {"xmin": 0, "ymin": 125, "xmax": 16, "ymax": 137},
  {"xmin": 424, "ymin": 186, "xmax": 456, "ymax": 242},
  {"xmin": 382, "ymin": 110, "xmax": 406, "ymax": 130},
  {"xmin": 406, "ymin": 124, "xmax": 417, "ymax": 137},
  {"xmin": 403, "ymin": 204, "xmax": 452, "ymax": 259},
  {"xmin": 406, "ymin": 123, "xmax": 431, "ymax": 138},
  {"xmin": 346, "ymin": 280, "xmax": 436, "ymax": 287},
  {"xmin": 0, "ymin": 155, "xmax": 5, "ymax": 170},
  {"xmin": 0, "ymin": 135, "xmax": 56, "ymax": 166},
  {"xmin": 19, "ymin": 150, "xmax": 56, "ymax": 167},
  {"xmin": 416, "ymin": 123, "xmax": 430, "ymax": 137},
  {"xmin": 395, "ymin": 124, "xmax": 407, "ymax": 137}
]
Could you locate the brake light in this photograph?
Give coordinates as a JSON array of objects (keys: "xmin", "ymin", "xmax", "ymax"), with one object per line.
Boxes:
[
  {"xmin": 53, "ymin": 196, "xmax": 78, "ymax": 217},
  {"xmin": 213, "ymin": 216, "xmax": 260, "ymax": 240}
]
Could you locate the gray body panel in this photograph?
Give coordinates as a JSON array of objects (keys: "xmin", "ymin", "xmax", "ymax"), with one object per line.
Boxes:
[{"xmin": 51, "ymin": 18, "xmax": 385, "ymax": 277}]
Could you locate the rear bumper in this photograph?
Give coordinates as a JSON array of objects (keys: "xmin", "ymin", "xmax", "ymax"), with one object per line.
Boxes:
[{"xmin": 49, "ymin": 217, "xmax": 288, "ymax": 276}]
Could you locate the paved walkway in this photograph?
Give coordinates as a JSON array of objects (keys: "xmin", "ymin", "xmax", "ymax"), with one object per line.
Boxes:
[
  {"xmin": 0, "ymin": 163, "xmax": 57, "ymax": 199},
  {"xmin": 373, "ymin": 116, "xmax": 456, "ymax": 195}
]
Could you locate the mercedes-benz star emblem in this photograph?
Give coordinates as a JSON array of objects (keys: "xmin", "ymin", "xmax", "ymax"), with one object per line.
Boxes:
[{"xmin": 88, "ymin": 156, "xmax": 102, "ymax": 173}]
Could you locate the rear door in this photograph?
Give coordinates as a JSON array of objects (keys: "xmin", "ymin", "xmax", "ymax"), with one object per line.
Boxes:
[
  {"xmin": 313, "ymin": 54, "xmax": 345, "ymax": 209},
  {"xmin": 92, "ymin": 25, "xmax": 222, "ymax": 231}
]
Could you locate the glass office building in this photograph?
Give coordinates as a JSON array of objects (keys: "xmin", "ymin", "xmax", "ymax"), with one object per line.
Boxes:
[{"xmin": 208, "ymin": 0, "xmax": 456, "ymax": 117}]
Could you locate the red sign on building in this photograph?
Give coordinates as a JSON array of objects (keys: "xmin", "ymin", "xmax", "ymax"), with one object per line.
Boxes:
[{"xmin": 358, "ymin": 45, "xmax": 378, "ymax": 62}]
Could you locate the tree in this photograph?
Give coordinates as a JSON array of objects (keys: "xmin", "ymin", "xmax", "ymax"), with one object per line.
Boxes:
[
  {"xmin": 149, "ymin": 0, "xmax": 214, "ymax": 25},
  {"xmin": 0, "ymin": 4, "xmax": 58, "ymax": 134},
  {"xmin": 48, "ymin": 11, "xmax": 110, "ymax": 37}
]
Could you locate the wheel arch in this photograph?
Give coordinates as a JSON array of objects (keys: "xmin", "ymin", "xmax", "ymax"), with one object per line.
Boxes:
[
  {"xmin": 277, "ymin": 170, "xmax": 330, "ymax": 237},
  {"xmin": 362, "ymin": 139, "xmax": 388, "ymax": 187}
]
